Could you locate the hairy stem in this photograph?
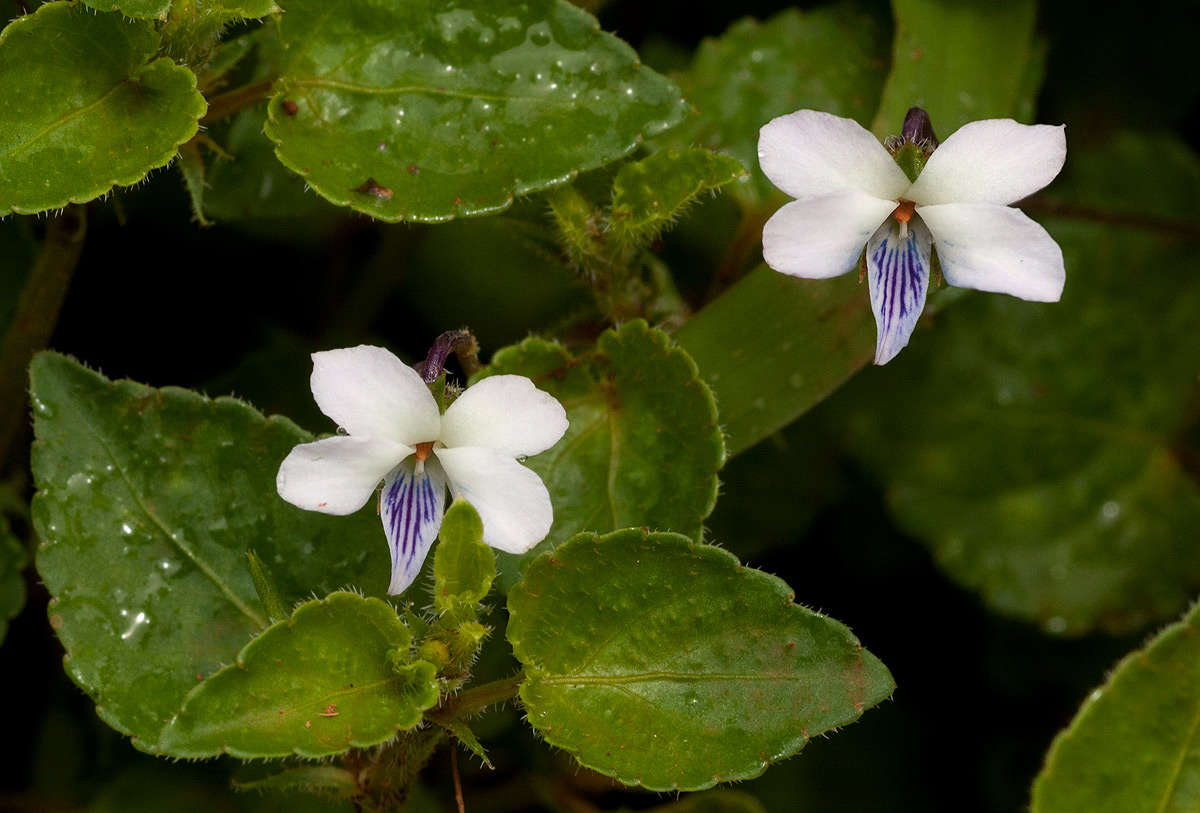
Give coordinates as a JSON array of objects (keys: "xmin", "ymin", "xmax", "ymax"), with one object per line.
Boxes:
[
  {"xmin": 201, "ymin": 78, "xmax": 275, "ymax": 125},
  {"xmin": 428, "ymin": 673, "xmax": 524, "ymax": 724},
  {"xmin": 0, "ymin": 206, "xmax": 86, "ymax": 467}
]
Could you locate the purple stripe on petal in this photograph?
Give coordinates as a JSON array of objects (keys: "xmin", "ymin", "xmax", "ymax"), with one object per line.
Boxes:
[
  {"xmin": 380, "ymin": 461, "xmax": 445, "ymax": 595},
  {"xmin": 867, "ymin": 219, "xmax": 931, "ymax": 365}
]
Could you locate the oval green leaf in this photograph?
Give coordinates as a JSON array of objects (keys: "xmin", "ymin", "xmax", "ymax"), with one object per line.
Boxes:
[
  {"xmin": 264, "ymin": 0, "xmax": 688, "ymax": 222},
  {"xmin": 1032, "ymin": 600, "xmax": 1200, "ymax": 812},
  {"xmin": 30, "ymin": 352, "xmax": 390, "ymax": 752},
  {"xmin": 0, "ymin": 3, "xmax": 206, "ymax": 215},
  {"xmin": 478, "ymin": 320, "xmax": 724, "ymax": 588},
  {"xmin": 159, "ymin": 591, "xmax": 438, "ymax": 758},
  {"xmin": 508, "ymin": 529, "xmax": 894, "ymax": 791},
  {"xmin": 81, "ymin": 0, "xmax": 278, "ymax": 21},
  {"xmin": 611, "ymin": 148, "xmax": 746, "ymax": 243}
]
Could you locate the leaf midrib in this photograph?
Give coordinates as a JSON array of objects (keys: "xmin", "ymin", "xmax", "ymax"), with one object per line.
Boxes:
[
  {"xmin": 1156, "ymin": 676, "xmax": 1200, "ymax": 813},
  {"xmin": 288, "ymin": 75, "xmax": 585, "ymax": 106},
  {"xmin": 539, "ymin": 670, "xmax": 818, "ymax": 685},
  {"xmin": 3, "ymin": 80, "xmax": 126, "ymax": 160},
  {"xmin": 75, "ymin": 407, "xmax": 268, "ymax": 629},
  {"xmin": 188, "ymin": 674, "xmax": 406, "ymax": 734}
]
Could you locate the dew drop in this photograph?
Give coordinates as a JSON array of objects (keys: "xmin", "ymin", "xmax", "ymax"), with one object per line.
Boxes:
[{"xmin": 1046, "ymin": 616, "xmax": 1067, "ymax": 634}]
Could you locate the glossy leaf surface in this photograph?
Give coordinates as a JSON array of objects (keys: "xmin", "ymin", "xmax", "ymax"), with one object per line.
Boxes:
[
  {"xmin": 479, "ymin": 321, "xmax": 724, "ymax": 588},
  {"xmin": 1032, "ymin": 601, "xmax": 1200, "ymax": 811},
  {"xmin": 509, "ymin": 529, "xmax": 892, "ymax": 791},
  {"xmin": 835, "ymin": 132, "xmax": 1200, "ymax": 634},
  {"xmin": 160, "ymin": 592, "xmax": 437, "ymax": 758},
  {"xmin": 31, "ymin": 353, "xmax": 389, "ymax": 751},
  {"xmin": 655, "ymin": 5, "xmax": 889, "ymax": 208},
  {"xmin": 611, "ymin": 148, "xmax": 746, "ymax": 243},
  {"xmin": 265, "ymin": 0, "xmax": 688, "ymax": 222},
  {"xmin": 0, "ymin": 3, "xmax": 205, "ymax": 215}
]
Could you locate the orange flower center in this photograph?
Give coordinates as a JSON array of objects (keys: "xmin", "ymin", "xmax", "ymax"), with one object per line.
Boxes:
[
  {"xmin": 892, "ymin": 200, "xmax": 916, "ymax": 224},
  {"xmin": 414, "ymin": 441, "xmax": 436, "ymax": 461}
]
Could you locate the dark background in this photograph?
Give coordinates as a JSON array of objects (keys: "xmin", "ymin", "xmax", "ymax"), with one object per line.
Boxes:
[{"xmin": 3, "ymin": 0, "xmax": 1198, "ymax": 810}]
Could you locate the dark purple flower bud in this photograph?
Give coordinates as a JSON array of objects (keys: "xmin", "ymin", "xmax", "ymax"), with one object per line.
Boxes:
[
  {"xmin": 901, "ymin": 107, "xmax": 939, "ymax": 148},
  {"xmin": 415, "ymin": 329, "xmax": 480, "ymax": 383}
]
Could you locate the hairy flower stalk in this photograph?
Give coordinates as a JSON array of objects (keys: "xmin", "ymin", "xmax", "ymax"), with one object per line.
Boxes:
[
  {"xmin": 758, "ymin": 107, "xmax": 1067, "ymax": 364},
  {"xmin": 276, "ymin": 345, "xmax": 568, "ymax": 594}
]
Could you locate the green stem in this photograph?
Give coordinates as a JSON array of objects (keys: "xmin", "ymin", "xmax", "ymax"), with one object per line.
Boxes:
[
  {"xmin": 0, "ymin": 206, "xmax": 86, "ymax": 468},
  {"xmin": 428, "ymin": 673, "xmax": 524, "ymax": 723},
  {"xmin": 201, "ymin": 78, "xmax": 275, "ymax": 125}
]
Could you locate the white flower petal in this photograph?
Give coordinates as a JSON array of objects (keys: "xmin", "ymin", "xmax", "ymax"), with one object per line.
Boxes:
[
  {"xmin": 919, "ymin": 203, "xmax": 1065, "ymax": 302},
  {"xmin": 906, "ymin": 119, "xmax": 1066, "ymax": 206},
  {"xmin": 310, "ymin": 345, "xmax": 440, "ymax": 445},
  {"xmin": 434, "ymin": 446, "xmax": 553, "ymax": 554},
  {"xmin": 380, "ymin": 459, "xmax": 446, "ymax": 595},
  {"xmin": 440, "ymin": 375, "xmax": 568, "ymax": 457},
  {"xmin": 758, "ymin": 110, "xmax": 911, "ymax": 201},
  {"xmin": 762, "ymin": 190, "xmax": 896, "ymax": 279},
  {"xmin": 276, "ymin": 435, "xmax": 412, "ymax": 515},
  {"xmin": 867, "ymin": 219, "xmax": 932, "ymax": 365}
]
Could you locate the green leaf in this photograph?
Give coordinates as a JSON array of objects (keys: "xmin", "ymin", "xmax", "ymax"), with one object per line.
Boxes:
[
  {"xmin": 509, "ymin": 529, "xmax": 892, "ymax": 791},
  {"xmin": 478, "ymin": 320, "xmax": 724, "ymax": 588},
  {"xmin": 178, "ymin": 143, "xmax": 213, "ymax": 226},
  {"xmin": 0, "ymin": 512, "xmax": 27, "ymax": 645},
  {"xmin": 31, "ymin": 353, "xmax": 391, "ymax": 752},
  {"xmin": 677, "ymin": 269, "xmax": 873, "ymax": 457},
  {"xmin": 205, "ymin": 107, "xmax": 334, "ymax": 222},
  {"xmin": 80, "ymin": 0, "xmax": 278, "ymax": 22},
  {"xmin": 1032, "ymin": 600, "xmax": 1200, "ymax": 812},
  {"xmin": 159, "ymin": 591, "xmax": 438, "ymax": 758},
  {"xmin": 264, "ymin": 0, "xmax": 688, "ymax": 222},
  {"xmin": 234, "ymin": 765, "xmax": 358, "ymax": 798},
  {"xmin": 0, "ymin": 3, "xmax": 206, "ymax": 215},
  {"xmin": 654, "ymin": 5, "xmax": 890, "ymax": 208},
  {"xmin": 871, "ymin": 0, "xmax": 1038, "ymax": 138},
  {"xmin": 434, "ymin": 717, "xmax": 493, "ymax": 769},
  {"xmin": 674, "ymin": 0, "xmax": 1045, "ymax": 457},
  {"xmin": 833, "ymin": 132, "xmax": 1200, "ymax": 635},
  {"xmin": 433, "ymin": 500, "xmax": 494, "ymax": 612},
  {"xmin": 610, "ymin": 148, "xmax": 746, "ymax": 243},
  {"xmin": 80, "ymin": 0, "xmax": 171, "ymax": 19}
]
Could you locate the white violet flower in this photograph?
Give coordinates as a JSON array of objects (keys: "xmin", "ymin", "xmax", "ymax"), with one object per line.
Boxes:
[
  {"xmin": 276, "ymin": 345, "xmax": 568, "ymax": 595},
  {"xmin": 758, "ymin": 107, "xmax": 1067, "ymax": 364}
]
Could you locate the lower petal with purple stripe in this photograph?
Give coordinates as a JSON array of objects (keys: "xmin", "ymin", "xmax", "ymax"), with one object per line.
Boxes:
[
  {"xmin": 866, "ymin": 217, "xmax": 932, "ymax": 365},
  {"xmin": 380, "ymin": 459, "xmax": 446, "ymax": 595}
]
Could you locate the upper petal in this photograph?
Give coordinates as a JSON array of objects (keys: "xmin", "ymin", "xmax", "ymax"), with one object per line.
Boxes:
[
  {"xmin": 434, "ymin": 446, "xmax": 553, "ymax": 554},
  {"xmin": 919, "ymin": 203, "xmax": 1065, "ymax": 301},
  {"xmin": 867, "ymin": 219, "xmax": 932, "ymax": 365},
  {"xmin": 440, "ymin": 375, "xmax": 568, "ymax": 457},
  {"xmin": 762, "ymin": 190, "xmax": 896, "ymax": 279},
  {"xmin": 758, "ymin": 109, "xmax": 911, "ymax": 201},
  {"xmin": 380, "ymin": 459, "xmax": 446, "ymax": 596},
  {"xmin": 310, "ymin": 345, "xmax": 440, "ymax": 445},
  {"xmin": 277, "ymin": 435, "xmax": 412, "ymax": 515},
  {"xmin": 906, "ymin": 119, "xmax": 1066, "ymax": 206}
]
